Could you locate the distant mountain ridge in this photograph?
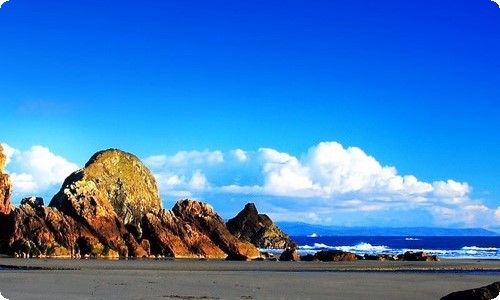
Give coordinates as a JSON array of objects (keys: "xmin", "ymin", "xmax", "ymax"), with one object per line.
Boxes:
[{"xmin": 277, "ymin": 222, "xmax": 499, "ymax": 236}]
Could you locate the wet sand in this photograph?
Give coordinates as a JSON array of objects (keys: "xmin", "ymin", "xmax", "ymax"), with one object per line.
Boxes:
[{"xmin": 0, "ymin": 258, "xmax": 499, "ymax": 299}]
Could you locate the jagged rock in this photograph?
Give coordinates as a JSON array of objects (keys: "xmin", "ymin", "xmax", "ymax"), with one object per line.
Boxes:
[
  {"xmin": 21, "ymin": 196, "xmax": 44, "ymax": 208},
  {"xmin": 279, "ymin": 242, "xmax": 301, "ymax": 261},
  {"xmin": 314, "ymin": 250, "xmax": 357, "ymax": 262},
  {"xmin": 143, "ymin": 200, "xmax": 261, "ymax": 260},
  {"xmin": 0, "ymin": 145, "xmax": 13, "ymax": 215},
  {"xmin": 4, "ymin": 204, "xmax": 97, "ymax": 258},
  {"xmin": 226, "ymin": 203, "xmax": 291, "ymax": 249},
  {"xmin": 441, "ymin": 281, "xmax": 500, "ymax": 300},
  {"xmin": 398, "ymin": 251, "xmax": 439, "ymax": 261}
]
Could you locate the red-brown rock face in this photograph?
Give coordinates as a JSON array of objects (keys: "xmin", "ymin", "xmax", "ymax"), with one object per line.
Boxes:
[
  {"xmin": 5, "ymin": 197, "xmax": 98, "ymax": 257},
  {"xmin": 143, "ymin": 200, "xmax": 261, "ymax": 260},
  {"xmin": 0, "ymin": 145, "xmax": 13, "ymax": 215}
]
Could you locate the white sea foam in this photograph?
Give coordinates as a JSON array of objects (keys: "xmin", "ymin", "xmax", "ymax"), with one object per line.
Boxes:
[
  {"xmin": 335, "ymin": 243, "xmax": 390, "ymax": 254},
  {"xmin": 314, "ymin": 243, "xmax": 330, "ymax": 248},
  {"xmin": 300, "ymin": 245, "xmax": 315, "ymax": 250},
  {"xmin": 299, "ymin": 242, "xmax": 391, "ymax": 255},
  {"xmin": 0, "ymin": 0, "xmax": 9, "ymax": 9},
  {"xmin": 462, "ymin": 246, "xmax": 499, "ymax": 251},
  {"xmin": 277, "ymin": 237, "xmax": 500, "ymax": 260}
]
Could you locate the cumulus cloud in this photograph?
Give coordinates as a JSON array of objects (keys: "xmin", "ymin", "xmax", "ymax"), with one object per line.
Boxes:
[
  {"xmin": 144, "ymin": 150, "xmax": 226, "ymax": 198},
  {"xmin": 1, "ymin": 144, "xmax": 79, "ymax": 197},
  {"xmin": 258, "ymin": 142, "xmax": 457, "ymax": 202},
  {"xmin": 0, "ymin": 0, "xmax": 9, "ymax": 8},
  {"xmin": 429, "ymin": 204, "xmax": 497, "ymax": 228},
  {"xmin": 144, "ymin": 141, "xmax": 498, "ymax": 227},
  {"xmin": 1, "ymin": 143, "xmax": 17, "ymax": 165},
  {"xmin": 143, "ymin": 150, "xmax": 223, "ymax": 168},
  {"xmin": 232, "ymin": 149, "xmax": 248, "ymax": 162}
]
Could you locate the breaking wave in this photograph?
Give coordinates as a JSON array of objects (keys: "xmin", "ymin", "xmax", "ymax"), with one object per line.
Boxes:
[{"xmin": 288, "ymin": 236, "xmax": 500, "ymax": 259}]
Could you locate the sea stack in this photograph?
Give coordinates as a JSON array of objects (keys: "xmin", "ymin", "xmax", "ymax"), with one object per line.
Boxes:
[
  {"xmin": 49, "ymin": 149, "xmax": 162, "ymax": 227},
  {"xmin": 226, "ymin": 202, "xmax": 291, "ymax": 249}
]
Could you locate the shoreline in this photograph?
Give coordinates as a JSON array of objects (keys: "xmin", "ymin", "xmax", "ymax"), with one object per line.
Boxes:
[
  {"xmin": 0, "ymin": 258, "xmax": 499, "ymax": 299},
  {"xmin": 1, "ymin": 257, "xmax": 500, "ymax": 272}
]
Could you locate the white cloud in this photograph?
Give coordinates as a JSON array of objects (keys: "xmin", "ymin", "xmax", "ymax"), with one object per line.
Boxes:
[
  {"xmin": 9, "ymin": 173, "xmax": 37, "ymax": 192},
  {"xmin": 260, "ymin": 147, "xmax": 321, "ymax": 197},
  {"xmin": 232, "ymin": 149, "xmax": 247, "ymax": 162},
  {"xmin": 189, "ymin": 170, "xmax": 208, "ymax": 190},
  {"xmin": 0, "ymin": 0, "xmax": 9, "ymax": 8},
  {"xmin": 1, "ymin": 143, "xmax": 18, "ymax": 165},
  {"xmin": 144, "ymin": 141, "xmax": 499, "ymax": 227},
  {"xmin": 144, "ymin": 150, "xmax": 224, "ymax": 168},
  {"xmin": 1, "ymin": 144, "xmax": 79, "ymax": 196},
  {"xmin": 142, "ymin": 155, "xmax": 167, "ymax": 169},
  {"xmin": 168, "ymin": 150, "xmax": 223, "ymax": 165},
  {"xmin": 258, "ymin": 142, "xmax": 442, "ymax": 201},
  {"xmin": 433, "ymin": 180, "xmax": 470, "ymax": 198},
  {"xmin": 152, "ymin": 169, "xmax": 211, "ymax": 198},
  {"xmin": 430, "ymin": 204, "xmax": 497, "ymax": 227},
  {"xmin": 492, "ymin": 0, "xmax": 500, "ymax": 9}
]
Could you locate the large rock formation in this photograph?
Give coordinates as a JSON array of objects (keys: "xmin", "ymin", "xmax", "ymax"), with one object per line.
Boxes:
[
  {"xmin": 226, "ymin": 202, "xmax": 291, "ymax": 249},
  {"xmin": 47, "ymin": 149, "xmax": 162, "ymax": 257},
  {"xmin": 0, "ymin": 148, "xmax": 261, "ymax": 260},
  {"xmin": 49, "ymin": 149, "xmax": 162, "ymax": 227},
  {"xmin": 441, "ymin": 281, "xmax": 500, "ymax": 300},
  {"xmin": 0, "ymin": 144, "xmax": 13, "ymax": 215},
  {"xmin": 143, "ymin": 200, "xmax": 260, "ymax": 259}
]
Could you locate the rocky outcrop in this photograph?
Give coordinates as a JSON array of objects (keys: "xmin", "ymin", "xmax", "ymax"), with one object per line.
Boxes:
[
  {"xmin": 363, "ymin": 254, "xmax": 396, "ymax": 261},
  {"xmin": 0, "ymin": 145, "xmax": 13, "ymax": 215},
  {"xmin": 143, "ymin": 200, "xmax": 260, "ymax": 260},
  {"xmin": 4, "ymin": 197, "xmax": 105, "ymax": 258},
  {"xmin": 46, "ymin": 149, "xmax": 162, "ymax": 257},
  {"xmin": 0, "ymin": 148, "xmax": 261, "ymax": 260},
  {"xmin": 226, "ymin": 203, "xmax": 291, "ymax": 249},
  {"xmin": 279, "ymin": 242, "xmax": 301, "ymax": 261},
  {"xmin": 314, "ymin": 250, "xmax": 357, "ymax": 262},
  {"xmin": 49, "ymin": 149, "xmax": 162, "ymax": 227},
  {"xmin": 398, "ymin": 251, "xmax": 439, "ymax": 261},
  {"xmin": 441, "ymin": 281, "xmax": 500, "ymax": 300}
]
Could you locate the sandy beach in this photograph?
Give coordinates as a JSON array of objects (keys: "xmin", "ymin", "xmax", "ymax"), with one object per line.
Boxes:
[{"xmin": 0, "ymin": 258, "xmax": 499, "ymax": 300}]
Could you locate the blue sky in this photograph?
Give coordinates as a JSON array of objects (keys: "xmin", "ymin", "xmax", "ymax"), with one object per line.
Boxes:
[{"xmin": 1, "ymin": 0, "xmax": 499, "ymax": 228}]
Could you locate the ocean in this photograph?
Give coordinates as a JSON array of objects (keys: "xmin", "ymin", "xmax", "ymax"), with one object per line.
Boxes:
[{"xmin": 287, "ymin": 236, "xmax": 500, "ymax": 260}]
